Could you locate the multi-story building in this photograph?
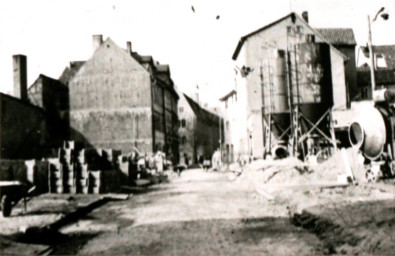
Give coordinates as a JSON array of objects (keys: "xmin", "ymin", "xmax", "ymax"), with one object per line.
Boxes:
[
  {"xmin": 178, "ymin": 93, "xmax": 223, "ymax": 165},
  {"xmin": 68, "ymin": 35, "xmax": 179, "ymax": 159},
  {"xmin": 356, "ymin": 45, "xmax": 395, "ymax": 99},
  {"xmin": 225, "ymin": 12, "xmax": 353, "ymax": 160}
]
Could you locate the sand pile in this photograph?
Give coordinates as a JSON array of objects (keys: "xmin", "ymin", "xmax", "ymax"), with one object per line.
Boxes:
[
  {"xmin": 238, "ymin": 157, "xmax": 310, "ymax": 185},
  {"xmin": 238, "ymin": 147, "xmax": 364, "ymax": 186},
  {"xmin": 309, "ymin": 147, "xmax": 365, "ymax": 182}
]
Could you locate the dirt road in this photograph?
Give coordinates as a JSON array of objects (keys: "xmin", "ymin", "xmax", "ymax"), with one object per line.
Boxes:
[{"xmin": 51, "ymin": 169, "xmax": 329, "ymax": 255}]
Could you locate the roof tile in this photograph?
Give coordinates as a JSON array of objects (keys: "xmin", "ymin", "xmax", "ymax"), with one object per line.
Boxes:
[{"xmin": 315, "ymin": 28, "xmax": 356, "ymax": 46}]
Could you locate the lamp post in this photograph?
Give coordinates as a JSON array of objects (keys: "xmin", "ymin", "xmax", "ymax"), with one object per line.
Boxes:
[{"xmin": 368, "ymin": 7, "xmax": 389, "ymax": 99}]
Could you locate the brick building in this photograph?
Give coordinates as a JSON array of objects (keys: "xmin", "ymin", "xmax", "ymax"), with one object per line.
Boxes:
[{"xmin": 68, "ymin": 36, "xmax": 179, "ymax": 159}]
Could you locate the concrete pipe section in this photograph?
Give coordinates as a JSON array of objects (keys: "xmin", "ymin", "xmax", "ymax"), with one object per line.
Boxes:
[
  {"xmin": 271, "ymin": 144, "xmax": 288, "ymax": 159},
  {"xmin": 349, "ymin": 106, "xmax": 386, "ymax": 160}
]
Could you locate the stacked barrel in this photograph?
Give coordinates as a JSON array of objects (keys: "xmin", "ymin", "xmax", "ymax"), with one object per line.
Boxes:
[{"xmin": 45, "ymin": 141, "xmax": 122, "ymax": 194}]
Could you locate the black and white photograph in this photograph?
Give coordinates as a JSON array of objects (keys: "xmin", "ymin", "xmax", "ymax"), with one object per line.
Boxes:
[{"xmin": 0, "ymin": 0, "xmax": 395, "ymax": 255}]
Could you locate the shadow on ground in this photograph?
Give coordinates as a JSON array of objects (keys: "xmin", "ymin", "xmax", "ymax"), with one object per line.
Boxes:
[{"xmin": 66, "ymin": 216, "xmax": 328, "ymax": 256}]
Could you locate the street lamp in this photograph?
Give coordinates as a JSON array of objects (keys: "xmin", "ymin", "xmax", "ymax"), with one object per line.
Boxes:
[{"xmin": 368, "ymin": 7, "xmax": 389, "ymax": 98}]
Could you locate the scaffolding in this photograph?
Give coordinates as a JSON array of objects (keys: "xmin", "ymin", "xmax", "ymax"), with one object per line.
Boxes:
[
  {"xmin": 285, "ymin": 26, "xmax": 338, "ymax": 161},
  {"xmin": 261, "ymin": 45, "xmax": 292, "ymax": 159}
]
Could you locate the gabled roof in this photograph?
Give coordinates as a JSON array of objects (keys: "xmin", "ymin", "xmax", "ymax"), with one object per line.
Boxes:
[
  {"xmin": 357, "ymin": 68, "xmax": 395, "ymax": 87},
  {"xmin": 59, "ymin": 61, "xmax": 86, "ymax": 85},
  {"xmin": 62, "ymin": 37, "xmax": 178, "ymax": 98},
  {"xmin": 232, "ymin": 12, "xmax": 348, "ymax": 61},
  {"xmin": 315, "ymin": 28, "xmax": 356, "ymax": 46},
  {"xmin": 156, "ymin": 64, "xmax": 170, "ymax": 73},
  {"xmin": 130, "ymin": 50, "xmax": 178, "ymax": 98},
  {"xmin": 30, "ymin": 74, "xmax": 67, "ymax": 90},
  {"xmin": 360, "ymin": 45, "xmax": 395, "ymax": 69},
  {"xmin": 131, "ymin": 53, "xmax": 153, "ymax": 64},
  {"xmin": 183, "ymin": 93, "xmax": 220, "ymax": 125}
]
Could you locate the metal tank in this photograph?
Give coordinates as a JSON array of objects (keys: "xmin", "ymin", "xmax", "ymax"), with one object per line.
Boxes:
[
  {"xmin": 262, "ymin": 49, "xmax": 290, "ymax": 158},
  {"xmin": 349, "ymin": 104, "xmax": 386, "ymax": 160},
  {"xmin": 293, "ymin": 42, "xmax": 333, "ymax": 135}
]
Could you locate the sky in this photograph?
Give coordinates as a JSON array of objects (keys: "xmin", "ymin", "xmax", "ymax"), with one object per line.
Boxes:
[{"xmin": 1, "ymin": 0, "xmax": 394, "ymax": 107}]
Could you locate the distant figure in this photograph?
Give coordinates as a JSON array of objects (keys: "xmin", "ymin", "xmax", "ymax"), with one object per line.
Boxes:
[
  {"xmin": 147, "ymin": 153, "xmax": 155, "ymax": 172},
  {"xmin": 128, "ymin": 150, "xmax": 139, "ymax": 181},
  {"xmin": 137, "ymin": 154, "xmax": 146, "ymax": 178},
  {"xmin": 211, "ymin": 149, "xmax": 221, "ymax": 171},
  {"xmin": 184, "ymin": 153, "xmax": 189, "ymax": 166}
]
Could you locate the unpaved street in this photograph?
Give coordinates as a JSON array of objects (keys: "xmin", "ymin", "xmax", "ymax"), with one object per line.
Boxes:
[{"xmin": 51, "ymin": 169, "xmax": 329, "ymax": 255}]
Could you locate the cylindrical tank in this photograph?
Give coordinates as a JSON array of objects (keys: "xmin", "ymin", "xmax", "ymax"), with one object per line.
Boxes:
[
  {"xmin": 262, "ymin": 49, "xmax": 289, "ymax": 115},
  {"xmin": 263, "ymin": 49, "xmax": 290, "ymax": 140},
  {"xmin": 349, "ymin": 105, "xmax": 386, "ymax": 160},
  {"xmin": 293, "ymin": 42, "xmax": 333, "ymax": 135}
]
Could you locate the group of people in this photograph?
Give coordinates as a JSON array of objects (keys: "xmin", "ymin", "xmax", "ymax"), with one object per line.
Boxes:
[
  {"xmin": 200, "ymin": 149, "xmax": 221, "ymax": 171},
  {"xmin": 128, "ymin": 149, "xmax": 172, "ymax": 180}
]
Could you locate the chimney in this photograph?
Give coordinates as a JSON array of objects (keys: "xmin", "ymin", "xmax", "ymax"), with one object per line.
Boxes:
[
  {"xmin": 126, "ymin": 41, "xmax": 132, "ymax": 55},
  {"xmin": 13, "ymin": 55, "xmax": 28, "ymax": 101},
  {"xmin": 92, "ymin": 34, "xmax": 103, "ymax": 52},
  {"xmin": 302, "ymin": 11, "xmax": 309, "ymax": 23}
]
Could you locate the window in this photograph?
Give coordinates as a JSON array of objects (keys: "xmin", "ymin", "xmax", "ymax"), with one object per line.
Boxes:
[
  {"xmin": 181, "ymin": 136, "xmax": 187, "ymax": 145},
  {"xmin": 153, "ymin": 112, "xmax": 164, "ymax": 132},
  {"xmin": 180, "ymin": 119, "xmax": 186, "ymax": 128},
  {"xmin": 376, "ymin": 54, "xmax": 387, "ymax": 68},
  {"xmin": 226, "ymin": 121, "xmax": 229, "ymax": 130},
  {"xmin": 296, "ymin": 26, "xmax": 303, "ymax": 34},
  {"xmin": 179, "ymin": 107, "xmax": 184, "ymax": 113}
]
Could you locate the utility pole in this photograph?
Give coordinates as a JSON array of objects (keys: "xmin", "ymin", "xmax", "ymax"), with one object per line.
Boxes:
[
  {"xmin": 367, "ymin": 7, "xmax": 389, "ymax": 99},
  {"xmin": 368, "ymin": 15, "xmax": 376, "ymax": 98},
  {"xmin": 219, "ymin": 116, "xmax": 222, "ymax": 166}
]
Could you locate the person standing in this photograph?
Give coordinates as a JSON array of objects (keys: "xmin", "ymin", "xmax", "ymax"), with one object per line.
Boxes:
[{"xmin": 155, "ymin": 151, "xmax": 164, "ymax": 173}]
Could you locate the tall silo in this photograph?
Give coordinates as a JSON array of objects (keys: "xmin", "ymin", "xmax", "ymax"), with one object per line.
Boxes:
[
  {"xmin": 293, "ymin": 42, "xmax": 333, "ymax": 137},
  {"xmin": 262, "ymin": 50, "xmax": 291, "ymax": 158}
]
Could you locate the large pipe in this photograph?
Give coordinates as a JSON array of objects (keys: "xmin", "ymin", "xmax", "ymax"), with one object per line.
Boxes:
[
  {"xmin": 349, "ymin": 105, "xmax": 386, "ymax": 160},
  {"xmin": 271, "ymin": 144, "xmax": 288, "ymax": 159}
]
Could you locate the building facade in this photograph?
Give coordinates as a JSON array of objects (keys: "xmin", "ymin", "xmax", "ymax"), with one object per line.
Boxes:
[
  {"xmin": 227, "ymin": 12, "xmax": 351, "ymax": 159},
  {"xmin": 1, "ymin": 55, "xmax": 46, "ymax": 159},
  {"xmin": 68, "ymin": 36, "xmax": 179, "ymax": 159},
  {"xmin": 356, "ymin": 45, "xmax": 395, "ymax": 99},
  {"xmin": 28, "ymin": 74, "xmax": 69, "ymax": 151},
  {"xmin": 316, "ymin": 28, "xmax": 358, "ymax": 104},
  {"xmin": 178, "ymin": 93, "xmax": 223, "ymax": 165}
]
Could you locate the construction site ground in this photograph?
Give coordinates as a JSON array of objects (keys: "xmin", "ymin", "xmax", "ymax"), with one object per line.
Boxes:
[
  {"xmin": 0, "ymin": 194, "xmax": 112, "ymax": 255},
  {"xmin": 0, "ymin": 160, "xmax": 394, "ymax": 255}
]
